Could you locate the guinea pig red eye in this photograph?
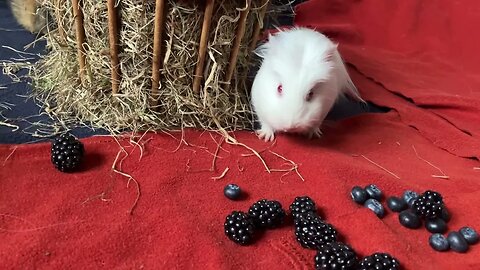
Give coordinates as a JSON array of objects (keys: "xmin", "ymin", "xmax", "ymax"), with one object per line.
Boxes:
[
  {"xmin": 277, "ymin": 84, "xmax": 283, "ymax": 94},
  {"xmin": 306, "ymin": 90, "xmax": 314, "ymax": 101}
]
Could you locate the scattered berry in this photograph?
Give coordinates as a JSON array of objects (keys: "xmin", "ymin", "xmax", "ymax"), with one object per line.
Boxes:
[
  {"xmin": 294, "ymin": 212, "xmax": 337, "ymax": 250},
  {"xmin": 357, "ymin": 252, "xmax": 401, "ymax": 270},
  {"xmin": 223, "ymin": 184, "xmax": 241, "ymax": 200},
  {"xmin": 314, "ymin": 242, "xmax": 358, "ymax": 270},
  {"xmin": 399, "ymin": 209, "xmax": 422, "ymax": 229},
  {"xmin": 459, "ymin": 227, "xmax": 479, "ymax": 245},
  {"xmin": 429, "ymin": 233, "xmax": 450, "ymax": 252},
  {"xmin": 290, "ymin": 196, "xmax": 317, "ymax": 220},
  {"xmin": 51, "ymin": 133, "xmax": 84, "ymax": 172},
  {"xmin": 248, "ymin": 199, "xmax": 286, "ymax": 229},
  {"xmin": 425, "ymin": 218, "xmax": 447, "ymax": 234},
  {"xmin": 351, "ymin": 186, "xmax": 369, "ymax": 204},
  {"xmin": 447, "ymin": 231, "xmax": 469, "ymax": 253},
  {"xmin": 386, "ymin": 196, "xmax": 407, "ymax": 212},
  {"xmin": 440, "ymin": 207, "xmax": 451, "ymax": 223},
  {"xmin": 412, "ymin": 190, "xmax": 444, "ymax": 219},
  {"xmin": 224, "ymin": 211, "xmax": 256, "ymax": 245},
  {"xmin": 402, "ymin": 190, "xmax": 419, "ymax": 207},
  {"xmin": 365, "ymin": 184, "xmax": 383, "ymax": 201},
  {"xmin": 364, "ymin": 198, "xmax": 385, "ymax": 218}
]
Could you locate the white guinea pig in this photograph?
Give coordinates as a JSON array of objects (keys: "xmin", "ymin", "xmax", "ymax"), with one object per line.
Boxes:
[{"xmin": 250, "ymin": 27, "xmax": 364, "ymax": 142}]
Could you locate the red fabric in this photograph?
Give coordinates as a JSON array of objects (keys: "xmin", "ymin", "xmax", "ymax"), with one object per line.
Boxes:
[{"xmin": 2, "ymin": 0, "xmax": 480, "ymax": 269}]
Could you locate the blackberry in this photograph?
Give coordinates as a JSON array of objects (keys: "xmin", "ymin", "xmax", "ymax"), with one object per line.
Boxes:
[
  {"xmin": 248, "ymin": 199, "xmax": 286, "ymax": 229},
  {"xmin": 224, "ymin": 211, "xmax": 256, "ymax": 245},
  {"xmin": 51, "ymin": 133, "xmax": 84, "ymax": 172},
  {"xmin": 294, "ymin": 212, "xmax": 337, "ymax": 249},
  {"xmin": 412, "ymin": 190, "xmax": 444, "ymax": 219},
  {"xmin": 357, "ymin": 252, "xmax": 400, "ymax": 270},
  {"xmin": 290, "ymin": 196, "xmax": 317, "ymax": 219},
  {"xmin": 314, "ymin": 242, "xmax": 358, "ymax": 270}
]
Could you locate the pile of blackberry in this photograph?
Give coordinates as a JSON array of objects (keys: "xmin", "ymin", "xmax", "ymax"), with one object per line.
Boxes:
[
  {"xmin": 224, "ymin": 195, "xmax": 401, "ymax": 270},
  {"xmin": 224, "ymin": 198, "xmax": 286, "ymax": 245}
]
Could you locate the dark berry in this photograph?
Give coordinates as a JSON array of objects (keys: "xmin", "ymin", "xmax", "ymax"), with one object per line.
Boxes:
[
  {"xmin": 224, "ymin": 211, "xmax": 256, "ymax": 245},
  {"xmin": 429, "ymin": 233, "xmax": 450, "ymax": 251},
  {"xmin": 51, "ymin": 133, "xmax": 84, "ymax": 172},
  {"xmin": 440, "ymin": 207, "xmax": 451, "ymax": 222},
  {"xmin": 412, "ymin": 190, "xmax": 444, "ymax": 219},
  {"xmin": 364, "ymin": 198, "xmax": 385, "ymax": 218},
  {"xmin": 459, "ymin": 227, "xmax": 479, "ymax": 245},
  {"xmin": 351, "ymin": 186, "xmax": 368, "ymax": 204},
  {"xmin": 386, "ymin": 196, "xmax": 407, "ymax": 212},
  {"xmin": 294, "ymin": 212, "xmax": 337, "ymax": 250},
  {"xmin": 357, "ymin": 252, "xmax": 401, "ymax": 270},
  {"xmin": 290, "ymin": 196, "xmax": 317, "ymax": 220},
  {"xmin": 399, "ymin": 209, "xmax": 421, "ymax": 229},
  {"xmin": 223, "ymin": 184, "xmax": 241, "ymax": 200},
  {"xmin": 425, "ymin": 218, "xmax": 447, "ymax": 234},
  {"xmin": 365, "ymin": 184, "xmax": 383, "ymax": 201},
  {"xmin": 447, "ymin": 231, "xmax": 469, "ymax": 253},
  {"xmin": 402, "ymin": 190, "xmax": 418, "ymax": 207},
  {"xmin": 314, "ymin": 242, "xmax": 358, "ymax": 270},
  {"xmin": 248, "ymin": 199, "xmax": 286, "ymax": 229}
]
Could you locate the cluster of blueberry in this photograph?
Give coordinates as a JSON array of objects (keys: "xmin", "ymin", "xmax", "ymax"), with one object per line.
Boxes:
[
  {"xmin": 223, "ymin": 185, "xmax": 401, "ymax": 270},
  {"xmin": 351, "ymin": 185, "xmax": 479, "ymax": 253}
]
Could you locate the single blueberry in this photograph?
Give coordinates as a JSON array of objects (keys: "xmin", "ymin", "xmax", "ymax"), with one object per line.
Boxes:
[
  {"xmin": 429, "ymin": 233, "xmax": 450, "ymax": 251},
  {"xmin": 440, "ymin": 207, "xmax": 451, "ymax": 223},
  {"xmin": 224, "ymin": 184, "xmax": 242, "ymax": 200},
  {"xmin": 387, "ymin": 196, "xmax": 407, "ymax": 212},
  {"xmin": 365, "ymin": 184, "xmax": 383, "ymax": 201},
  {"xmin": 402, "ymin": 190, "xmax": 419, "ymax": 207},
  {"xmin": 425, "ymin": 218, "xmax": 447, "ymax": 234},
  {"xmin": 459, "ymin": 227, "xmax": 479, "ymax": 245},
  {"xmin": 399, "ymin": 209, "xmax": 421, "ymax": 229},
  {"xmin": 447, "ymin": 231, "xmax": 469, "ymax": 253},
  {"xmin": 364, "ymin": 198, "xmax": 385, "ymax": 218},
  {"xmin": 351, "ymin": 186, "xmax": 369, "ymax": 204}
]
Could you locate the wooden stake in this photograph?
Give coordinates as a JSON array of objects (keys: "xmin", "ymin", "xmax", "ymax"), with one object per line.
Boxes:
[
  {"xmin": 193, "ymin": 0, "xmax": 215, "ymax": 93},
  {"xmin": 71, "ymin": 0, "xmax": 87, "ymax": 82},
  {"xmin": 225, "ymin": 0, "xmax": 252, "ymax": 83},
  {"xmin": 248, "ymin": 0, "xmax": 269, "ymax": 55},
  {"xmin": 107, "ymin": 0, "xmax": 121, "ymax": 94},
  {"xmin": 55, "ymin": 0, "xmax": 67, "ymax": 45},
  {"xmin": 151, "ymin": 0, "xmax": 166, "ymax": 106}
]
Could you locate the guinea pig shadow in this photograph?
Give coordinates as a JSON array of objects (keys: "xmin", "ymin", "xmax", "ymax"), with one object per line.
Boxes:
[{"xmin": 79, "ymin": 152, "xmax": 105, "ymax": 171}]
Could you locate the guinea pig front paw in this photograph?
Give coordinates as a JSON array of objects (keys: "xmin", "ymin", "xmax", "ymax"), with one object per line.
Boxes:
[
  {"xmin": 256, "ymin": 126, "xmax": 275, "ymax": 142},
  {"xmin": 307, "ymin": 128, "xmax": 323, "ymax": 139}
]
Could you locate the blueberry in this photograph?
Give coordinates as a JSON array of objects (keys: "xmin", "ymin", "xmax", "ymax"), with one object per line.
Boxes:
[
  {"xmin": 447, "ymin": 231, "xmax": 469, "ymax": 253},
  {"xmin": 440, "ymin": 208, "xmax": 451, "ymax": 223},
  {"xmin": 351, "ymin": 186, "xmax": 368, "ymax": 204},
  {"xmin": 365, "ymin": 184, "xmax": 383, "ymax": 201},
  {"xmin": 402, "ymin": 190, "xmax": 419, "ymax": 207},
  {"xmin": 224, "ymin": 184, "xmax": 242, "ymax": 200},
  {"xmin": 386, "ymin": 196, "xmax": 407, "ymax": 212},
  {"xmin": 399, "ymin": 209, "xmax": 421, "ymax": 229},
  {"xmin": 364, "ymin": 198, "xmax": 385, "ymax": 218},
  {"xmin": 459, "ymin": 227, "xmax": 479, "ymax": 245},
  {"xmin": 429, "ymin": 233, "xmax": 450, "ymax": 251},
  {"xmin": 425, "ymin": 218, "xmax": 447, "ymax": 234}
]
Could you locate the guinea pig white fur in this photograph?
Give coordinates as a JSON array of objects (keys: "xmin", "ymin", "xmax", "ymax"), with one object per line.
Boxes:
[{"xmin": 250, "ymin": 27, "xmax": 364, "ymax": 142}]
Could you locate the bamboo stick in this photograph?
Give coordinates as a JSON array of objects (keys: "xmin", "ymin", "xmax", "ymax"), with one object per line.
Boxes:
[
  {"xmin": 193, "ymin": 0, "xmax": 215, "ymax": 93},
  {"xmin": 71, "ymin": 0, "xmax": 87, "ymax": 82},
  {"xmin": 55, "ymin": 0, "xmax": 67, "ymax": 45},
  {"xmin": 225, "ymin": 0, "xmax": 252, "ymax": 83},
  {"xmin": 107, "ymin": 0, "xmax": 121, "ymax": 94},
  {"xmin": 151, "ymin": 0, "xmax": 166, "ymax": 106},
  {"xmin": 248, "ymin": 0, "xmax": 269, "ymax": 54}
]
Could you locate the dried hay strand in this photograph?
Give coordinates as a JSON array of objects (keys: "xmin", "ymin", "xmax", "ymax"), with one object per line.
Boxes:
[{"xmin": 23, "ymin": 0, "xmax": 282, "ymax": 135}]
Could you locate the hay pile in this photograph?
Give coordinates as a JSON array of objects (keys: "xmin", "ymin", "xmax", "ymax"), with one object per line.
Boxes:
[{"xmin": 28, "ymin": 0, "xmax": 282, "ymax": 134}]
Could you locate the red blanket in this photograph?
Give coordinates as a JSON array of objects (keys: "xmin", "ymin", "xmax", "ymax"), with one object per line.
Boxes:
[{"xmin": 1, "ymin": 0, "xmax": 480, "ymax": 269}]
